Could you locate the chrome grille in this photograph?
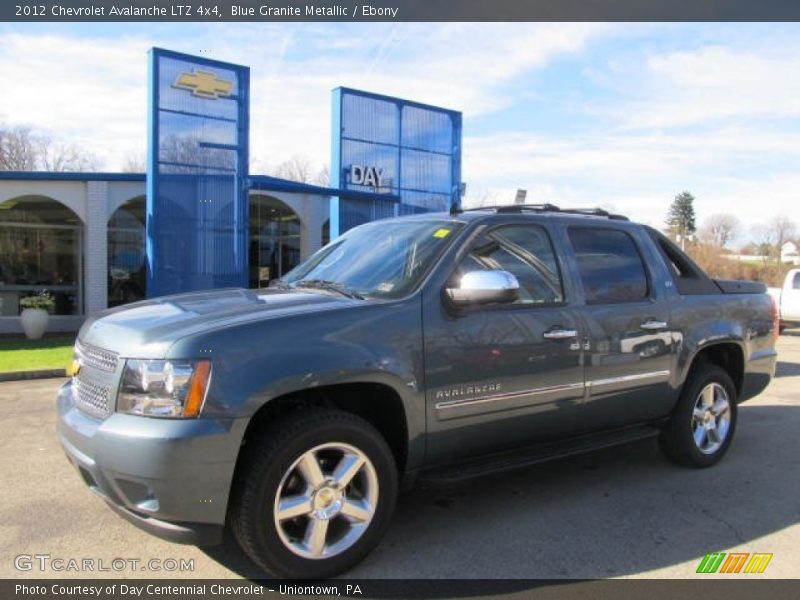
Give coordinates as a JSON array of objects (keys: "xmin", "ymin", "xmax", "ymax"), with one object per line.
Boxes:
[
  {"xmin": 75, "ymin": 341, "xmax": 118, "ymax": 373},
  {"xmin": 72, "ymin": 374, "xmax": 111, "ymax": 417}
]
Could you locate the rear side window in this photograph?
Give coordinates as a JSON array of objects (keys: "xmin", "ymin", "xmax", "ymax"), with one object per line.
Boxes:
[
  {"xmin": 568, "ymin": 227, "xmax": 648, "ymax": 304},
  {"xmin": 793, "ymin": 272, "xmax": 800, "ymax": 290}
]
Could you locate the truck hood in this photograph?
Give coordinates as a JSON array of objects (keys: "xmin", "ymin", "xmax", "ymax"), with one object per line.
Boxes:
[{"xmin": 78, "ymin": 288, "xmax": 360, "ymax": 357}]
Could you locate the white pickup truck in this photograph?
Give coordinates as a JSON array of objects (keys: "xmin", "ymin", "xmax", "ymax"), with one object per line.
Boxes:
[{"xmin": 768, "ymin": 268, "xmax": 800, "ymax": 332}]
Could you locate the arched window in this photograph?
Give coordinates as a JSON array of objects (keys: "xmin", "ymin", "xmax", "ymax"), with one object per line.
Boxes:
[
  {"xmin": 108, "ymin": 196, "xmax": 145, "ymax": 307},
  {"xmin": 322, "ymin": 219, "xmax": 330, "ymax": 247},
  {"xmin": 0, "ymin": 196, "xmax": 82, "ymax": 316},
  {"xmin": 249, "ymin": 195, "xmax": 301, "ymax": 287}
]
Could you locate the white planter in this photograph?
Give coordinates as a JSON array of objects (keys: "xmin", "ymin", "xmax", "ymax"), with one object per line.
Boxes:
[{"xmin": 20, "ymin": 308, "xmax": 49, "ymax": 340}]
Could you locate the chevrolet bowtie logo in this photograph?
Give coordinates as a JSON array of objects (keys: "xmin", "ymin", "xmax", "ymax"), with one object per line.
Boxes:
[{"xmin": 173, "ymin": 70, "xmax": 233, "ymax": 99}]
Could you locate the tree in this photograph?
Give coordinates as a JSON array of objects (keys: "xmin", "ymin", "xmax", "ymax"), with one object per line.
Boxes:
[
  {"xmin": 752, "ymin": 217, "xmax": 797, "ymax": 264},
  {"xmin": 0, "ymin": 126, "xmax": 39, "ymax": 170},
  {"xmin": 271, "ymin": 155, "xmax": 329, "ymax": 186},
  {"xmin": 767, "ymin": 216, "xmax": 797, "ymax": 264},
  {"xmin": 0, "ymin": 123, "xmax": 98, "ymax": 172},
  {"xmin": 38, "ymin": 140, "xmax": 99, "ymax": 172},
  {"xmin": 666, "ymin": 191, "xmax": 697, "ymax": 249},
  {"xmin": 121, "ymin": 152, "xmax": 146, "ymax": 173},
  {"xmin": 700, "ymin": 213, "xmax": 740, "ymax": 248}
]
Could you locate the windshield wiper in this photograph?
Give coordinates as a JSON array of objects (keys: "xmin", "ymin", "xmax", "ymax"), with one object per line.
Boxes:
[{"xmin": 293, "ymin": 279, "xmax": 366, "ymax": 300}]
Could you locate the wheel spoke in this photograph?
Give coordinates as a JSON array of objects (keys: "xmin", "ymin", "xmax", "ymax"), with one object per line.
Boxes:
[
  {"xmin": 711, "ymin": 398, "xmax": 728, "ymax": 416},
  {"xmin": 707, "ymin": 424, "xmax": 721, "ymax": 445},
  {"xmin": 701, "ymin": 385, "xmax": 715, "ymax": 409},
  {"xmin": 693, "ymin": 425, "xmax": 707, "ymax": 448},
  {"xmin": 693, "ymin": 408, "xmax": 706, "ymax": 422},
  {"xmin": 297, "ymin": 451, "xmax": 326, "ymax": 488},
  {"xmin": 340, "ymin": 498, "xmax": 372, "ymax": 523},
  {"xmin": 304, "ymin": 517, "xmax": 329, "ymax": 557},
  {"xmin": 276, "ymin": 495, "xmax": 313, "ymax": 521},
  {"xmin": 333, "ymin": 452, "xmax": 365, "ymax": 488}
]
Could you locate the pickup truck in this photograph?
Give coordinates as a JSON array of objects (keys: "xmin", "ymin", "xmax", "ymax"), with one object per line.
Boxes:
[
  {"xmin": 768, "ymin": 268, "xmax": 800, "ymax": 331},
  {"xmin": 56, "ymin": 205, "xmax": 778, "ymax": 579}
]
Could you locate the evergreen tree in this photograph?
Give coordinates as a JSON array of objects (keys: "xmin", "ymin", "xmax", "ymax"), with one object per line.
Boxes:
[{"xmin": 666, "ymin": 191, "xmax": 697, "ymax": 247}]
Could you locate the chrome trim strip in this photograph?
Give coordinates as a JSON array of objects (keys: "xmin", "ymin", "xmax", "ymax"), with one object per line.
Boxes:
[
  {"xmin": 586, "ymin": 370, "xmax": 671, "ymax": 388},
  {"xmin": 434, "ymin": 370, "xmax": 671, "ymax": 411},
  {"xmin": 435, "ymin": 382, "xmax": 584, "ymax": 410}
]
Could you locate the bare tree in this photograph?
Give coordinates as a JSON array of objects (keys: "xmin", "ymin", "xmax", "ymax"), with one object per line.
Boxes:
[
  {"xmin": 38, "ymin": 139, "xmax": 99, "ymax": 172},
  {"xmin": 314, "ymin": 164, "xmax": 330, "ymax": 187},
  {"xmin": 121, "ymin": 152, "xmax": 146, "ymax": 173},
  {"xmin": 768, "ymin": 216, "xmax": 797, "ymax": 263},
  {"xmin": 700, "ymin": 213, "xmax": 740, "ymax": 248},
  {"xmin": 752, "ymin": 217, "xmax": 797, "ymax": 265},
  {"xmin": 270, "ymin": 154, "xmax": 330, "ymax": 187},
  {"xmin": 272, "ymin": 155, "xmax": 314, "ymax": 183},
  {"xmin": 0, "ymin": 124, "xmax": 98, "ymax": 172},
  {"xmin": 0, "ymin": 126, "xmax": 40, "ymax": 170}
]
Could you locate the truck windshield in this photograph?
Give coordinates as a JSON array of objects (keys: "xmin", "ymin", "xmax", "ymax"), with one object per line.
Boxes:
[{"xmin": 280, "ymin": 219, "xmax": 465, "ymax": 299}]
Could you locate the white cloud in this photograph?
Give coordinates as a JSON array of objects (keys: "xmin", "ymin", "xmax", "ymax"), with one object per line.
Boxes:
[
  {"xmin": 463, "ymin": 126, "xmax": 800, "ymax": 230},
  {"xmin": 592, "ymin": 44, "xmax": 800, "ymax": 129},
  {"xmin": 0, "ymin": 24, "xmax": 609, "ymax": 171}
]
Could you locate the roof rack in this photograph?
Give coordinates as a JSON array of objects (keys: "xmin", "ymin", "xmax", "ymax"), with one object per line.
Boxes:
[{"xmin": 452, "ymin": 203, "xmax": 629, "ymax": 221}]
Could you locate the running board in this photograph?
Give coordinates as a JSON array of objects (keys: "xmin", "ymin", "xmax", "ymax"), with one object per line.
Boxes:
[{"xmin": 417, "ymin": 425, "xmax": 660, "ymax": 485}]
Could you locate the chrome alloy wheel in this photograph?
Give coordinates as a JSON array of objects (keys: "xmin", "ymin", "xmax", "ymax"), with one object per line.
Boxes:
[
  {"xmin": 273, "ymin": 442, "xmax": 379, "ymax": 560},
  {"xmin": 691, "ymin": 383, "xmax": 732, "ymax": 455}
]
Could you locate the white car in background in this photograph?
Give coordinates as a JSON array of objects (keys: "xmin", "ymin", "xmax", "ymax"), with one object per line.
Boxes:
[{"xmin": 768, "ymin": 268, "xmax": 800, "ymax": 332}]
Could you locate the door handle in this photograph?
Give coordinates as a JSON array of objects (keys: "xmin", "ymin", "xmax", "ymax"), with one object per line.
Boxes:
[
  {"xmin": 543, "ymin": 328, "xmax": 578, "ymax": 340},
  {"xmin": 640, "ymin": 320, "xmax": 668, "ymax": 331}
]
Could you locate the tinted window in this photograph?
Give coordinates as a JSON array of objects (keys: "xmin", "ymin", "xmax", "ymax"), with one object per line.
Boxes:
[
  {"xmin": 453, "ymin": 225, "xmax": 564, "ymax": 305},
  {"xmin": 793, "ymin": 272, "xmax": 800, "ymax": 290},
  {"xmin": 568, "ymin": 227, "xmax": 648, "ymax": 304}
]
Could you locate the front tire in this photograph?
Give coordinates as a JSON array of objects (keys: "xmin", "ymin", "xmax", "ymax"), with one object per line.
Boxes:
[
  {"xmin": 660, "ymin": 365, "xmax": 738, "ymax": 468},
  {"xmin": 230, "ymin": 408, "xmax": 398, "ymax": 578}
]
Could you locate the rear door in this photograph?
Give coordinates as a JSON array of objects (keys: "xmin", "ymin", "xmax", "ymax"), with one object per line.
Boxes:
[
  {"xmin": 423, "ymin": 221, "xmax": 585, "ymax": 463},
  {"xmin": 564, "ymin": 225, "xmax": 677, "ymax": 432}
]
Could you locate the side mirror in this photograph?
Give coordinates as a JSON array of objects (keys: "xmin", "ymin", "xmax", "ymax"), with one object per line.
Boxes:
[{"xmin": 446, "ymin": 270, "xmax": 520, "ymax": 306}]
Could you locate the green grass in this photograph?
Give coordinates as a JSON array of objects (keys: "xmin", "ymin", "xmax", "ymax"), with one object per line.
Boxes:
[{"xmin": 0, "ymin": 336, "xmax": 75, "ymax": 373}]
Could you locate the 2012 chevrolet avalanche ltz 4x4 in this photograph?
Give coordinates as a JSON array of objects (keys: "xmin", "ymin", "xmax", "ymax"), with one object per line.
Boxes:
[{"xmin": 57, "ymin": 205, "xmax": 778, "ymax": 578}]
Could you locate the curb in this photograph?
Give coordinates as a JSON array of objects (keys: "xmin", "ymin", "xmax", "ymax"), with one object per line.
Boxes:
[{"xmin": 0, "ymin": 369, "xmax": 67, "ymax": 382}]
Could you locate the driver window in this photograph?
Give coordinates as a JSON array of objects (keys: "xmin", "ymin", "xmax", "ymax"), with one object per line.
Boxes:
[{"xmin": 452, "ymin": 225, "xmax": 564, "ymax": 305}]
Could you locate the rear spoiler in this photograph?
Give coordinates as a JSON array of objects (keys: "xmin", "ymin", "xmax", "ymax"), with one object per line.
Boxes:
[{"xmin": 714, "ymin": 279, "xmax": 767, "ymax": 294}]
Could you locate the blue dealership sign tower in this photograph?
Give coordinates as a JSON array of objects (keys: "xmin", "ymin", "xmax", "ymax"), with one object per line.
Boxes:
[
  {"xmin": 146, "ymin": 48, "xmax": 250, "ymax": 298},
  {"xmin": 330, "ymin": 88, "xmax": 462, "ymax": 238}
]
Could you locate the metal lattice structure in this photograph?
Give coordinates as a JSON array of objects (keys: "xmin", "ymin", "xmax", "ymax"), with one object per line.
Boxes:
[
  {"xmin": 146, "ymin": 48, "xmax": 250, "ymax": 297},
  {"xmin": 330, "ymin": 88, "xmax": 462, "ymax": 237}
]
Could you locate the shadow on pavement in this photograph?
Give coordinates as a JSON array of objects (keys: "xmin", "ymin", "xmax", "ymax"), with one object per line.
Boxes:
[
  {"xmin": 776, "ymin": 360, "xmax": 800, "ymax": 378},
  {"xmin": 201, "ymin": 403, "xmax": 799, "ymax": 584}
]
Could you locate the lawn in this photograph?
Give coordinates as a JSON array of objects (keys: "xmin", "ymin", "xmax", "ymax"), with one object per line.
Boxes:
[{"xmin": 0, "ymin": 336, "xmax": 75, "ymax": 373}]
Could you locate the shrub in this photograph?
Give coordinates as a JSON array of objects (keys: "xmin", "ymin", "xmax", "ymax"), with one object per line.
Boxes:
[{"xmin": 20, "ymin": 290, "xmax": 55, "ymax": 311}]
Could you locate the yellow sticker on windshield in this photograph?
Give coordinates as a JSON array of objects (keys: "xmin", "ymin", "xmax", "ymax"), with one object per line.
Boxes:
[{"xmin": 433, "ymin": 228, "xmax": 452, "ymax": 238}]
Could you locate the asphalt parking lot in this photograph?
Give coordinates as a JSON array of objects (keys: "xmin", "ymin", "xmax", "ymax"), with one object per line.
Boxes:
[{"xmin": 1, "ymin": 333, "xmax": 799, "ymax": 580}]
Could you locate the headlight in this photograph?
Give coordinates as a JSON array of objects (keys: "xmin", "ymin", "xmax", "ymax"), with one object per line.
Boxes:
[{"xmin": 118, "ymin": 359, "xmax": 212, "ymax": 418}]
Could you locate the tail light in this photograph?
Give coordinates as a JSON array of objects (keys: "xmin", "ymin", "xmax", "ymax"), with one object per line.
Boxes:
[{"xmin": 769, "ymin": 294, "xmax": 779, "ymax": 341}]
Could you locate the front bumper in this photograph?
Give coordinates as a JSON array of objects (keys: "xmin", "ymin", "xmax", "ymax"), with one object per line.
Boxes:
[{"xmin": 56, "ymin": 381, "xmax": 247, "ymax": 546}]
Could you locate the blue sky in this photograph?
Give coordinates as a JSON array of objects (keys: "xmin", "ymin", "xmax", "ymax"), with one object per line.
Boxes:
[{"xmin": 1, "ymin": 22, "xmax": 798, "ymax": 236}]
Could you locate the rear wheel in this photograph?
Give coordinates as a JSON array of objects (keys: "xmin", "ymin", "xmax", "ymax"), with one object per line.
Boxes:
[
  {"xmin": 230, "ymin": 409, "xmax": 398, "ymax": 578},
  {"xmin": 660, "ymin": 365, "xmax": 738, "ymax": 468}
]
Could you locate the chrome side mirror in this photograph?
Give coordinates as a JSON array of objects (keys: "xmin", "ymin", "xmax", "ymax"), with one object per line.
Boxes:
[{"xmin": 446, "ymin": 270, "xmax": 520, "ymax": 306}]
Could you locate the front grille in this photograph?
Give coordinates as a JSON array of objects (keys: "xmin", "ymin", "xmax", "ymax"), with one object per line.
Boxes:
[
  {"xmin": 76, "ymin": 341, "xmax": 118, "ymax": 373},
  {"xmin": 72, "ymin": 375, "xmax": 111, "ymax": 417}
]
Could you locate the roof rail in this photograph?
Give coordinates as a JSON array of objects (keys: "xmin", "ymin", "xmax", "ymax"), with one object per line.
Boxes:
[{"xmin": 453, "ymin": 203, "xmax": 629, "ymax": 221}]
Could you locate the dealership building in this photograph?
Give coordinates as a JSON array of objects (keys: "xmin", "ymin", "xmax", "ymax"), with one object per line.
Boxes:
[{"xmin": 0, "ymin": 48, "xmax": 462, "ymax": 334}]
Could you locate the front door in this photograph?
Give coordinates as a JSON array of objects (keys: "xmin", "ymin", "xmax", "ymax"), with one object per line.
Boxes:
[{"xmin": 423, "ymin": 223, "xmax": 585, "ymax": 464}]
